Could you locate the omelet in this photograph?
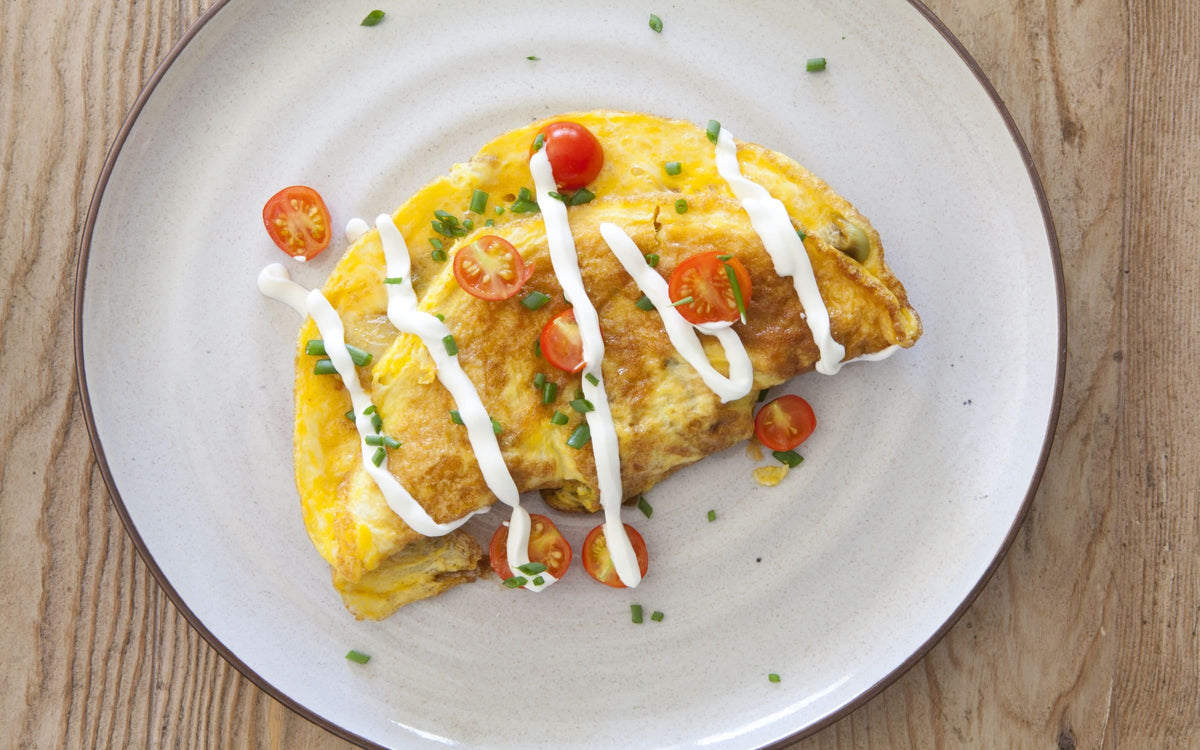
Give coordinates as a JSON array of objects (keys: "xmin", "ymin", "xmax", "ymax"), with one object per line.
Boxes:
[{"xmin": 291, "ymin": 111, "xmax": 921, "ymax": 619}]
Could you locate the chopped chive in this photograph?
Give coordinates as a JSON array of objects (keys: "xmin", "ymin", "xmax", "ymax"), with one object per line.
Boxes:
[
  {"xmin": 462, "ymin": 218, "xmax": 474, "ymax": 231},
  {"xmin": 533, "ymin": 372, "xmax": 546, "ymax": 389},
  {"xmin": 363, "ymin": 405, "xmax": 376, "ymax": 415},
  {"xmin": 470, "ymin": 189, "xmax": 489, "ymax": 214},
  {"xmin": 651, "ymin": 610, "xmax": 664, "ymax": 622},
  {"xmin": 429, "ymin": 237, "xmax": 444, "ymax": 251},
  {"xmin": 706, "ymin": 119, "xmax": 721, "ymax": 143},
  {"xmin": 435, "ymin": 313, "xmax": 446, "ymax": 322},
  {"xmin": 442, "ymin": 334, "xmax": 458, "ymax": 356},
  {"xmin": 431, "ymin": 220, "xmax": 451, "ymax": 237},
  {"xmin": 716, "ymin": 254, "xmax": 733, "ymax": 261},
  {"xmin": 370, "ymin": 413, "xmax": 383, "ymax": 432},
  {"xmin": 495, "ymin": 205, "xmax": 505, "ymax": 215},
  {"xmin": 566, "ymin": 423, "xmax": 591, "ymax": 449},
  {"xmin": 675, "ymin": 198, "xmax": 688, "ymax": 214},
  {"xmin": 542, "ymin": 381, "xmax": 558, "ymax": 404},
  {"xmin": 635, "ymin": 295, "xmax": 655, "ymax": 311},
  {"xmin": 313, "ymin": 359, "xmax": 337, "ymax": 375},
  {"xmin": 569, "ymin": 188, "xmax": 596, "ymax": 206},
  {"xmin": 345, "ymin": 409, "xmax": 355, "ymax": 421},
  {"xmin": 345, "ymin": 649, "xmax": 371, "ymax": 664},
  {"xmin": 434, "ymin": 209, "xmax": 457, "ymax": 225},
  {"xmin": 522, "ymin": 291, "xmax": 551, "ymax": 310},
  {"xmin": 585, "ymin": 372, "xmax": 599, "ymax": 387},
  {"xmin": 532, "ymin": 133, "xmax": 545, "ymax": 152},
  {"xmin": 723, "ymin": 262, "xmax": 748, "ymax": 323},
  {"xmin": 485, "ymin": 218, "xmax": 495, "ymax": 227},
  {"xmin": 491, "ymin": 418, "xmax": 502, "ymax": 435},
  {"xmin": 707, "ymin": 509, "xmax": 717, "ymax": 522},
  {"xmin": 663, "ymin": 161, "xmax": 682, "ymax": 176},
  {"xmin": 805, "ymin": 57, "xmax": 827, "ymax": 72},
  {"xmin": 648, "ymin": 13, "xmax": 663, "ymax": 32},
  {"xmin": 383, "ymin": 436, "xmax": 402, "ymax": 449},
  {"xmin": 757, "ymin": 388, "xmax": 769, "ymax": 402},
  {"xmin": 346, "ymin": 345, "xmax": 371, "ymax": 366},
  {"xmin": 569, "ymin": 398, "xmax": 594, "ymax": 414},
  {"xmin": 631, "ymin": 604, "xmax": 644, "ymax": 623},
  {"xmin": 526, "ymin": 55, "xmax": 540, "ymax": 61},
  {"xmin": 511, "ymin": 187, "xmax": 540, "ymax": 214},
  {"xmin": 517, "ymin": 561, "xmax": 547, "ymax": 575},
  {"xmin": 768, "ymin": 673, "xmax": 782, "ymax": 683},
  {"xmin": 670, "ymin": 296, "xmax": 694, "ymax": 308},
  {"xmin": 574, "ymin": 388, "xmax": 585, "ymax": 400},
  {"xmin": 449, "ymin": 410, "xmax": 464, "ymax": 425},
  {"xmin": 371, "ymin": 446, "xmax": 386, "ymax": 466},
  {"xmin": 534, "ymin": 338, "xmax": 542, "ymax": 358},
  {"xmin": 431, "ymin": 248, "xmax": 448, "ymax": 262},
  {"xmin": 548, "ymin": 191, "xmax": 567, "ymax": 202},
  {"xmin": 772, "ymin": 450, "xmax": 803, "ymax": 467},
  {"xmin": 360, "ymin": 10, "xmax": 384, "ymax": 26},
  {"xmin": 637, "ymin": 495, "xmax": 653, "ymax": 518},
  {"xmin": 532, "ymin": 575, "xmax": 545, "ymax": 586},
  {"xmin": 384, "ymin": 276, "xmax": 403, "ymax": 285},
  {"xmin": 304, "ymin": 339, "xmax": 326, "ymax": 356},
  {"xmin": 645, "ymin": 253, "xmax": 660, "ymax": 267},
  {"xmin": 550, "ymin": 410, "xmax": 568, "ymax": 425},
  {"xmin": 503, "ymin": 576, "xmax": 528, "ymax": 588},
  {"xmin": 365, "ymin": 434, "xmax": 384, "ymax": 447},
  {"xmin": 796, "ymin": 228, "xmax": 807, "ymax": 241}
]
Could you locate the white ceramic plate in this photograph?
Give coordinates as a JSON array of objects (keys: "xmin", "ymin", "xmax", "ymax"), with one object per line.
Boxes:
[{"xmin": 76, "ymin": 1, "xmax": 1062, "ymax": 747}]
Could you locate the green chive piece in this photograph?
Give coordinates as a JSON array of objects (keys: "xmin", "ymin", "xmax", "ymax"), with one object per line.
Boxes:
[
  {"xmin": 503, "ymin": 576, "xmax": 528, "ymax": 588},
  {"xmin": 491, "ymin": 418, "xmax": 502, "ymax": 435},
  {"xmin": 384, "ymin": 276, "xmax": 403, "ymax": 285},
  {"xmin": 548, "ymin": 191, "xmax": 567, "ymax": 202},
  {"xmin": 495, "ymin": 205, "xmax": 505, "ymax": 215},
  {"xmin": 574, "ymin": 388, "xmax": 585, "ymax": 400},
  {"xmin": 370, "ymin": 413, "xmax": 383, "ymax": 432},
  {"xmin": 485, "ymin": 219, "xmax": 495, "ymax": 227},
  {"xmin": 360, "ymin": 10, "xmax": 384, "ymax": 26},
  {"xmin": 383, "ymin": 436, "xmax": 402, "ymax": 449},
  {"xmin": 363, "ymin": 405, "xmax": 376, "ymax": 415},
  {"xmin": 533, "ymin": 372, "xmax": 546, "ymax": 389},
  {"xmin": 511, "ymin": 187, "xmax": 540, "ymax": 214},
  {"xmin": 566, "ymin": 423, "xmax": 591, "ymax": 449},
  {"xmin": 637, "ymin": 495, "xmax": 653, "ymax": 518},
  {"xmin": 517, "ymin": 562, "xmax": 547, "ymax": 575},
  {"xmin": 345, "ymin": 649, "xmax": 371, "ymax": 664},
  {"xmin": 706, "ymin": 119, "xmax": 721, "ymax": 143},
  {"xmin": 716, "ymin": 254, "xmax": 733, "ymax": 261},
  {"xmin": 470, "ymin": 189, "xmax": 489, "ymax": 213},
  {"xmin": 670, "ymin": 296, "xmax": 694, "ymax": 308},
  {"xmin": 345, "ymin": 409, "xmax": 356, "ymax": 422},
  {"xmin": 533, "ymin": 133, "xmax": 545, "ymax": 152},
  {"xmin": 664, "ymin": 161, "xmax": 682, "ymax": 176},
  {"xmin": 431, "ymin": 220, "xmax": 450, "ymax": 237},
  {"xmin": 569, "ymin": 398, "xmax": 594, "ymax": 414},
  {"xmin": 431, "ymin": 248, "xmax": 448, "ymax": 262},
  {"xmin": 757, "ymin": 388, "xmax": 769, "ymax": 402},
  {"xmin": 635, "ymin": 295, "xmax": 655, "ymax": 311},
  {"xmin": 371, "ymin": 446, "xmax": 386, "ymax": 466},
  {"xmin": 645, "ymin": 253, "xmax": 660, "ymax": 268},
  {"xmin": 631, "ymin": 604, "xmax": 644, "ymax": 623},
  {"xmin": 435, "ymin": 313, "xmax": 446, "ymax": 322},
  {"xmin": 542, "ymin": 381, "xmax": 558, "ymax": 404},
  {"xmin": 313, "ymin": 359, "xmax": 337, "ymax": 375},
  {"xmin": 550, "ymin": 410, "xmax": 569, "ymax": 425},
  {"xmin": 675, "ymin": 198, "xmax": 688, "ymax": 214},
  {"xmin": 365, "ymin": 434, "xmax": 384, "ymax": 447},
  {"xmin": 796, "ymin": 228, "xmax": 807, "ymax": 241},
  {"xmin": 434, "ymin": 210, "xmax": 457, "ymax": 225},
  {"xmin": 532, "ymin": 575, "xmax": 545, "ymax": 586},
  {"xmin": 707, "ymin": 509, "xmax": 717, "ymax": 522},
  {"xmin": 526, "ymin": 55, "xmax": 540, "ymax": 61},
  {"xmin": 769, "ymin": 673, "xmax": 782, "ymax": 683},
  {"xmin": 346, "ymin": 344, "xmax": 373, "ymax": 366},
  {"xmin": 430, "ymin": 237, "xmax": 444, "ymax": 250},
  {"xmin": 723, "ymin": 262, "xmax": 748, "ymax": 323},
  {"xmin": 648, "ymin": 13, "xmax": 663, "ymax": 32},
  {"xmin": 304, "ymin": 339, "xmax": 326, "ymax": 356},
  {"xmin": 534, "ymin": 338, "xmax": 542, "ymax": 358},
  {"xmin": 449, "ymin": 410, "xmax": 464, "ymax": 425},
  {"xmin": 651, "ymin": 610, "xmax": 664, "ymax": 622},
  {"xmin": 772, "ymin": 450, "xmax": 804, "ymax": 468},
  {"xmin": 569, "ymin": 188, "xmax": 596, "ymax": 206},
  {"xmin": 462, "ymin": 218, "xmax": 474, "ymax": 231},
  {"xmin": 806, "ymin": 57, "xmax": 827, "ymax": 72},
  {"xmin": 443, "ymin": 334, "xmax": 458, "ymax": 355},
  {"xmin": 522, "ymin": 291, "xmax": 551, "ymax": 310},
  {"xmin": 585, "ymin": 373, "xmax": 599, "ymax": 387}
]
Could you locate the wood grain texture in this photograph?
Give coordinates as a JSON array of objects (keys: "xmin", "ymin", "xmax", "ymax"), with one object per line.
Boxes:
[{"xmin": 1, "ymin": 0, "xmax": 1196, "ymax": 747}]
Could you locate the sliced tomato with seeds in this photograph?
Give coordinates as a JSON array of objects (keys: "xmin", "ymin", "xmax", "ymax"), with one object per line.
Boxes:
[
  {"xmin": 667, "ymin": 251, "xmax": 752, "ymax": 325},
  {"xmin": 452, "ymin": 235, "xmax": 534, "ymax": 300},
  {"xmin": 531, "ymin": 121, "xmax": 604, "ymax": 190},
  {"xmin": 754, "ymin": 394, "xmax": 817, "ymax": 451},
  {"xmin": 581, "ymin": 523, "xmax": 649, "ymax": 588},
  {"xmin": 262, "ymin": 185, "xmax": 332, "ymax": 261},
  {"xmin": 539, "ymin": 307, "xmax": 586, "ymax": 373},
  {"xmin": 489, "ymin": 514, "xmax": 572, "ymax": 583}
]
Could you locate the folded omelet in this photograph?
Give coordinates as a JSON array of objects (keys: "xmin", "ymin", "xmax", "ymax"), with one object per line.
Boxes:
[{"xmin": 292, "ymin": 111, "xmax": 921, "ymax": 619}]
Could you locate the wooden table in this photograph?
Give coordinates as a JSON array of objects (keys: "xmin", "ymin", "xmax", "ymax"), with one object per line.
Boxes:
[{"xmin": 3, "ymin": 0, "xmax": 1196, "ymax": 747}]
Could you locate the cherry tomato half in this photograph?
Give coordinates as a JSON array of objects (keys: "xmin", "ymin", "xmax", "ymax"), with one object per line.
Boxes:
[
  {"xmin": 262, "ymin": 185, "xmax": 332, "ymax": 261},
  {"xmin": 754, "ymin": 394, "xmax": 817, "ymax": 451},
  {"xmin": 539, "ymin": 307, "xmax": 586, "ymax": 374},
  {"xmin": 453, "ymin": 235, "xmax": 534, "ymax": 300},
  {"xmin": 532, "ymin": 121, "xmax": 604, "ymax": 190},
  {"xmin": 489, "ymin": 514, "xmax": 572, "ymax": 583},
  {"xmin": 582, "ymin": 523, "xmax": 649, "ymax": 588},
  {"xmin": 668, "ymin": 251, "xmax": 753, "ymax": 325}
]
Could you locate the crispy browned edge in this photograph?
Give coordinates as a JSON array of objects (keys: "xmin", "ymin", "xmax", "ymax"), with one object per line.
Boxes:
[{"xmin": 72, "ymin": 2, "xmax": 1066, "ymax": 746}]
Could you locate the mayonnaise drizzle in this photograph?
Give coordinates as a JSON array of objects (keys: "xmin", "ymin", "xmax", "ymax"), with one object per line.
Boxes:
[
  {"xmin": 530, "ymin": 150, "xmax": 642, "ymax": 588},
  {"xmin": 598, "ymin": 222, "xmax": 754, "ymax": 403},
  {"xmin": 257, "ymin": 263, "xmax": 309, "ymax": 316},
  {"xmin": 713, "ymin": 127, "xmax": 848, "ymax": 375},
  {"xmin": 345, "ymin": 217, "xmax": 370, "ymax": 243}
]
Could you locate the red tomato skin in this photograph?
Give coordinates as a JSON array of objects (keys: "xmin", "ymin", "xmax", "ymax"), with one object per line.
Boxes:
[
  {"xmin": 489, "ymin": 514, "xmax": 572, "ymax": 583},
  {"xmin": 667, "ymin": 251, "xmax": 753, "ymax": 325},
  {"xmin": 452, "ymin": 235, "xmax": 532, "ymax": 300},
  {"xmin": 262, "ymin": 185, "xmax": 332, "ymax": 261},
  {"xmin": 533, "ymin": 122, "xmax": 604, "ymax": 190},
  {"xmin": 539, "ymin": 308, "xmax": 586, "ymax": 374},
  {"xmin": 581, "ymin": 523, "xmax": 649, "ymax": 589},
  {"xmin": 754, "ymin": 394, "xmax": 817, "ymax": 451}
]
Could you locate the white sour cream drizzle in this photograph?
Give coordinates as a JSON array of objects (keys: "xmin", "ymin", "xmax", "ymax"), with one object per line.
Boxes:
[
  {"xmin": 344, "ymin": 217, "xmax": 370, "ymax": 243},
  {"xmin": 529, "ymin": 149, "xmax": 643, "ymax": 588},
  {"xmin": 598, "ymin": 222, "xmax": 754, "ymax": 403},
  {"xmin": 257, "ymin": 263, "xmax": 310, "ymax": 316},
  {"xmin": 713, "ymin": 127, "xmax": 848, "ymax": 375}
]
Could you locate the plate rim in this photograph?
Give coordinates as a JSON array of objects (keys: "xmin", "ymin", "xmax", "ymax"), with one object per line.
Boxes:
[{"xmin": 72, "ymin": 1, "xmax": 1066, "ymax": 747}]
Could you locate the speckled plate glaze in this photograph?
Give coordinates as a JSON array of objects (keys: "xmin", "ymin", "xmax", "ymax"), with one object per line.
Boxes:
[{"xmin": 76, "ymin": 1, "xmax": 1063, "ymax": 747}]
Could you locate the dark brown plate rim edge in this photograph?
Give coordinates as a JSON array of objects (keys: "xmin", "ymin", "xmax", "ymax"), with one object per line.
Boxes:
[{"xmin": 71, "ymin": 1, "xmax": 1066, "ymax": 748}]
